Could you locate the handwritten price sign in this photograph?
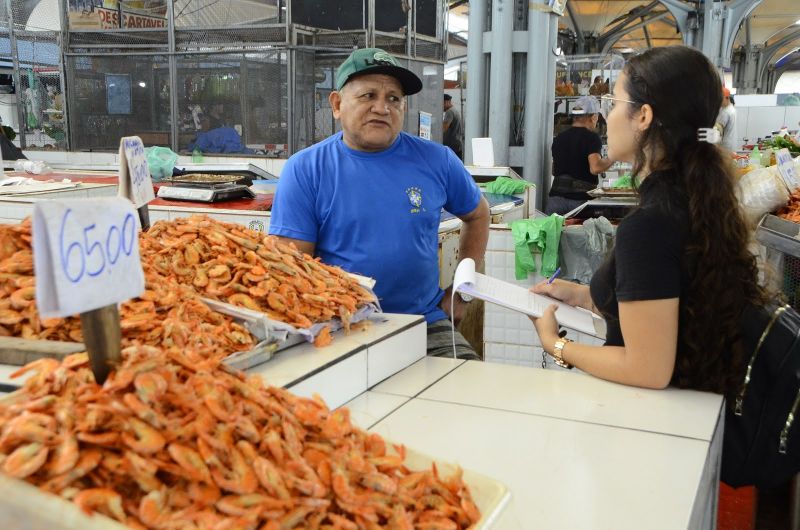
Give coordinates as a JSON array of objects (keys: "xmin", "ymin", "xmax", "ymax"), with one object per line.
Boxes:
[
  {"xmin": 118, "ymin": 136, "xmax": 155, "ymax": 208},
  {"xmin": 33, "ymin": 197, "xmax": 145, "ymax": 318},
  {"xmin": 776, "ymin": 148, "xmax": 800, "ymax": 191}
]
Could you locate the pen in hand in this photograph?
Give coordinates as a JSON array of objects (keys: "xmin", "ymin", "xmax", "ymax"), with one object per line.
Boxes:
[{"xmin": 546, "ymin": 267, "xmax": 562, "ymax": 285}]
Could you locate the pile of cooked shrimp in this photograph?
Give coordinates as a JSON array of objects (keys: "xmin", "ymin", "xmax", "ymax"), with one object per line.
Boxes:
[
  {"xmin": 139, "ymin": 216, "xmax": 377, "ymax": 336},
  {"xmin": 778, "ymin": 188, "xmax": 800, "ymax": 224},
  {"xmin": 0, "ymin": 346, "xmax": 480, "ymax": 529},
  {"xmin": 0, "ymin": 219, "xmax": 254, "ymax": 355},
  {"xmin": 0, "ymin": 215, "xmax": 377, "ymax": 350}
]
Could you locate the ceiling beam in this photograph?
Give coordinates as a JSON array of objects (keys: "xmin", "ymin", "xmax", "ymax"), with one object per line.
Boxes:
[
  {"xmin": 601, "ymin": 1, "xmax": 660, "ymax": 40},
  {"xmin": 600, "ymin": 10, "xmax": 672, "ymax": 54},
  {"xmin": 758, "ymin": 27, "xmax": 800, "ymax": 83},
  {"xmin": 642, "ymin": 17, "xmax": 652, "ymax": 48},
  {"xmin": 565, "ymin": 1, "xmax": 586, "ymax": 53}
]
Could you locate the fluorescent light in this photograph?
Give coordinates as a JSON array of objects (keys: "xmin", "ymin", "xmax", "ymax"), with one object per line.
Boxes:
[{"xmin": 138, "ymin": 82, "xmax": 146, "ymax": 88}]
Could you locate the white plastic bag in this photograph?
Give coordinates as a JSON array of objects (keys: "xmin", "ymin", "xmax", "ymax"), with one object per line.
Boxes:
[
  {"xmin": 737, "ymin": 166, "xmax": 790, "ymax": 223},
  {"xmin": 13, "ymin": 159, "xmax": 52, "ymax": 175}
]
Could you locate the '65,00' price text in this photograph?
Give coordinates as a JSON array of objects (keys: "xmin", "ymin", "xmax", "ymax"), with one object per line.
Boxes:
[{"xmin": 59, "ymin": 208, "xmax": 136, "ymax": 283}]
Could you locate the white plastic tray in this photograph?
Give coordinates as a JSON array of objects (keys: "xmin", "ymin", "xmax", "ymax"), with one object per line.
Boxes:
[
  {"xmin": 0, "ymin": 474, "xmax": 128, "ymax": 530},
  {"xmin": 400, "ymin": 445, "xmax": 512, "ymax": 528},
  {"xmin": 0, "ymin": 448, "xmax": 509, "ymax": 529}
]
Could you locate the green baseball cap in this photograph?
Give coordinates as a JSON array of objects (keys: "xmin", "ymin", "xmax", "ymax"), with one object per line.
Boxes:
[{"xmin": 335, "ymin": 48, "xmax": 422, "ymax": 95}]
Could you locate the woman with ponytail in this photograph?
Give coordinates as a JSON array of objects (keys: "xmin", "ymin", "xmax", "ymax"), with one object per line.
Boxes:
[{"xmin": 531, "ymin": 46, "xmax": 769, "ymax": 394}]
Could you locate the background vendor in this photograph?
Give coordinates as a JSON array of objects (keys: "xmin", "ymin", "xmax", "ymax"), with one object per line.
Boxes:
[
  {"xmin": 269, "ymin": 48, "xmax": 490, "ymax": 360},
  {"xmin": 547, "ymin": 95, "xmax": 615, "ymax": 215}
]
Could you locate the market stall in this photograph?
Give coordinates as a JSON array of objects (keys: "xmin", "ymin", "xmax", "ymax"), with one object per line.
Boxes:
[
  {"xmin": 0, "ymin": 326, "xmax": 725, "ymax": 530},
  {"xmin": 0, "ymin": 137, "xmax": 730, "ymax": 529}
]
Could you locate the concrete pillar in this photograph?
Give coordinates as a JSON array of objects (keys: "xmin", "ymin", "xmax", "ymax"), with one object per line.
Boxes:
[
  {"xmin": 702, "ymin": 1, "xmax": 725, "ymax": 67},
  {"xmin": 523, "ymin": 1, "xmax": 558, "ymax": 208},
  {"xmin": 487, "ymin": 0, "xmax": 514, "ymax": 166},
  {"xmin": 464, "ymin": 0, "xmax": 487, "ymax": 165},
  {"xmin": 699, "ymin": 0, "xmax": 762, "ymax": 69},
  {"xmin": 733, "ymin": 44, "xmax": 762, "ymax": 94}
]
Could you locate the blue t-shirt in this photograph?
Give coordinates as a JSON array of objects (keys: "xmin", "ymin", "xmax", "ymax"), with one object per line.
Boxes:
[{"xmin": 269, "ymin": 131, "xmax": 481, "ymax": 323}]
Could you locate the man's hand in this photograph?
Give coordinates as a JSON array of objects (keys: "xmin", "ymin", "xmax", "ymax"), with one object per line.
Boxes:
[{"xmin": 441, "ymin": 286, "xmax": 469, "ymax": 325}]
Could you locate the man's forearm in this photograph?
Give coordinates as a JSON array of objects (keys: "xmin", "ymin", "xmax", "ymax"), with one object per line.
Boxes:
[{"xmin": 458, "ymin": 200, "xmax": 490, "ymax": 267}]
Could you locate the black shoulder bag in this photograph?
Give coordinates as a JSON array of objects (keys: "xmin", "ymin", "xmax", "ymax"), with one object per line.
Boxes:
[{"xmin": 721, "ymin": 302, "xmax": 800, "ymax": 489}]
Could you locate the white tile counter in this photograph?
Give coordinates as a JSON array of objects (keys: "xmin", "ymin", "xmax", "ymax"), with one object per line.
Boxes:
[
  {"xmin": 343, "ymin": 391, "xmax": 410, "ymax": 430},
  {"xmin": 371, "ymin": 398, "xmax": 712, "ymax": 530},
  {"xmin": 418, "ymin": 361, "xmax": 724, "ymax": 441},
  {"xmin": 344, "ymin": 359, "xmax": 724, "ymax": 530},
  {"xmin": 246, "ymin": 313, "xmax": 426, "ymax": 409},
  {"xmin": 371, "ymin": 356, "xmax": 465, "ymax": 397}
]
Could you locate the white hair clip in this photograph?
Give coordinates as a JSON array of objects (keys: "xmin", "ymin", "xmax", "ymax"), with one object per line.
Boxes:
[{"xmin": 697, "ymin": 127, "xmax": 721, "ymax": 144}]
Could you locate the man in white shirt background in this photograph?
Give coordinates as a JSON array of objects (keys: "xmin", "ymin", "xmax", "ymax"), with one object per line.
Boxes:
[{"xmin": 716, "ymin": 86, "xmax": 738, "ymax": 152}]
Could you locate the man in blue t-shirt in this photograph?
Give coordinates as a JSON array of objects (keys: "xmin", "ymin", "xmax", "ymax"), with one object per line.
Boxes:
[{"xmin": 269, "ymin": 48, "xmax": 490, "ymax": 359}]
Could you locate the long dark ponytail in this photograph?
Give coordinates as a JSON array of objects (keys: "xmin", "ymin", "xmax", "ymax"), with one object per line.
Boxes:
[{"xmin": 623, "ymin": 46, "xmax": 768, "ymax": 396}]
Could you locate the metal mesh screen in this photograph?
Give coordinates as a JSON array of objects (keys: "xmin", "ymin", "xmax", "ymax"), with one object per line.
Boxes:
[
  {"xmin": 415, "ymin": 0, "xmax": 439, "ymax": 38},
  {"xmin": 45, "ymin": 0, "xmax": 444, "ymax": 157},
  {"xmin": 310, "ymin": 52, "xmax": 342, "ymax": 143},
  {"xmin": 68, "ymin": 30, "xmax": 169, "ymax": 52},
  {"xmin": 176, "ymin": 52, "xmax": 287, "ymax": 154},
  {"xmin": 175, "ymin": 26, "xmax": 287, "ymax": 51},
  {"xmin": 374, "ymin": 31, "xmax": 407, "ymax": 56},
  {"xmin": 14, "ymin": 31, "xmax": 65, "ymax": 149},
  {"xmin": 404, "ymin": 59, "xmax": 442, "ymax": 141},
  {"xmin": 414, "ymin": 39, "xmax": 442, "ymax": 61},
  {"xmin": 1, "ymin": 0, "xmax": 65, "ymax": 149},
  {"xmin": 13, "ymin": 0, "xmax": 59, "ymax": 31},
  {"xmin": 243, "ymin": 51, "xmax": 288, "ymax": 151},
  {"xmin": 313, "ymin": 30, "xmax": 365, "ymax": 50},
  {"xmin": 291, "ymin": 49, "xmax": 314, "ymax": 152},
  {"xmin": 291, "ymin": 0, "xmax": 361, "ymax": 30},
  {"xmin": 67, "ymin": 55, "xmax": 170, "ymax": 150},
  {"xmin": 173, "ymin": 0, "xmax": 280, "ymax": 27},
  {"xmin": 782, "ymin": 255, "xmax": 800, "ymax": 311},
  {"xmin": 9, "ymin": 0, "xmax": 29, "ymax": 30},
  {"xmin": 375, "ymin": 1, "xmax": 408, "ymax": 34}
]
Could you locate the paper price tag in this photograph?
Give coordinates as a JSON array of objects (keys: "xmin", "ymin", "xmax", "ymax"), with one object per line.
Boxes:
[
  {"xmin": 32, "ymin": 197, "xmax": 145, "ymax": 319},
  {"xmin": 118, "ymin": 136, "xmax": 155, "ymax": 208},
  {"xmin": 776, "ymin": 148, "xmax": 800, "ymax": 190}
]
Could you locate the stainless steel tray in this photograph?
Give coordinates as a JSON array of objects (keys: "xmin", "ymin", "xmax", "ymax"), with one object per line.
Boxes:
[{"xmin": 756, "ymin": 214, "xmax": 800, "ymax": 258}]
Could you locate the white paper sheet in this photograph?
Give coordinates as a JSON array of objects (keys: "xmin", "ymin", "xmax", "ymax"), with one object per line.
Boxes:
[
  {"xmin": 453, "ymin": 258, "xmax": 602, "ymax": 337},
  {"xmin": 471, "ymin": 137, "xmax": 495, "ymax": 167},
  {"xmin": 0, "ymin": 182, "xmax": 79, "ymax": 195}
]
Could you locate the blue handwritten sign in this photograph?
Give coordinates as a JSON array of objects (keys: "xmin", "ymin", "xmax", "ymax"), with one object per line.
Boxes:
[
  {"xmin": 776, "ymin": 148, "xmax": 800, "ymax": 190},
  {"xmin": 32, "ymin": 197, "xmax": 145, "ymax": 318},
  {"xmin": 118, "ymin": 136, "xmax": 155, "ymax": 208}
]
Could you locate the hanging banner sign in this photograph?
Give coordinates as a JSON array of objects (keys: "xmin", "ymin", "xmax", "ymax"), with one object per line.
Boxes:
[
  {"xmin": 68, "ymin": 2, "xmax": 166, "ymax": 30},
  {"xmin": 96, "ymin": 7, "xmax": 167, "ymax": 28}
]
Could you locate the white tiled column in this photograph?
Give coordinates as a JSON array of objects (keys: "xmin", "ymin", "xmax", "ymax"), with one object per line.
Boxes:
[{"xmin": 483, "ymin": 226, "xmax": 599, "ymax": 370}]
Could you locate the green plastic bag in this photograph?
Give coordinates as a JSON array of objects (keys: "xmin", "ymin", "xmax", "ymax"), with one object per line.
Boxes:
[
  {"xmin": 146, "ymin": 146, "xmax": 178, "ymax": 181},
  {"xmin": 485, "ymin": 176, "xmax": 534, "ymax": 195},
  {"xmin": 611, "ymin": 174, "xmax": 635, "ymax": 188},
  {"xmin": 510, "ymin": 215, "xmax": 564, "ymax": 279}
]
